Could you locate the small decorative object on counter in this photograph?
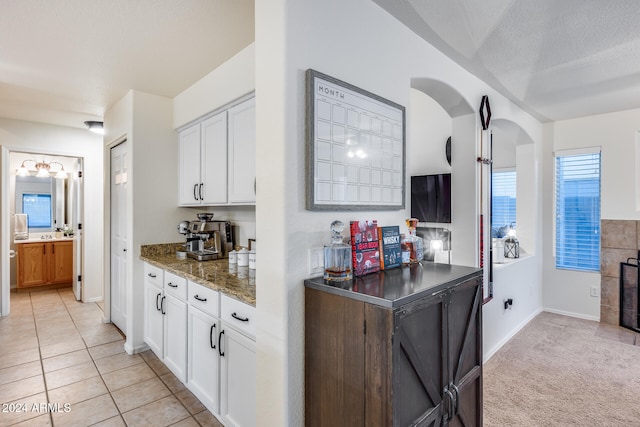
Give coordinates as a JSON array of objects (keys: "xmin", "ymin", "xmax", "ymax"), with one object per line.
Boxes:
[
  {"xmin": 324, "ymin": 220, "xmax": 352, "ymax": 281},
  {"xmin": 228, "ymin": 250, "xmax": 237, "ymax": 264},
  {"xmin": 55, "ymin": 228, "xmax": 63, "ymax": 239},
  {"xmin": 378, "ymin": 225, "xmax": 402, "ymax": 270},
  {"xmin": 237, "ymin": 248, "xmax": 249, "ymax": 266},
  {"xmin": 249, "ymin": 250, "xmax": 256, "ymax": 270},
  {"xmin": 400, "ymin": 233, "xmax": 411, "ymax": 265},
  {"xmin": 404, "ymin": 218, "xmax": 424, "ymax": 263},
  {"xmin": 504, "ymin": 227, "xmax": 520, "ymax": 258}
]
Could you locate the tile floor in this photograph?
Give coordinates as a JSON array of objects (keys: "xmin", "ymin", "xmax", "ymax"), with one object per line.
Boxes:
[{"xmin": 0, "ymin": 288, "xmax": 223, "ymax": 427}]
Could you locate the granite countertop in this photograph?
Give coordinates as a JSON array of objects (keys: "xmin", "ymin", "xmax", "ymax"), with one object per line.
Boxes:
[
  {"xmin": 305, "ymin": 262, "xmax": 481, "ymax": 309},
  {"xmin": 140, "ymin": 243, "xmax": 255, "ymax": 307}
]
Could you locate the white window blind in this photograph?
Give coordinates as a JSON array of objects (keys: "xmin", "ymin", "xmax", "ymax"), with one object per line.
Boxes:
[
  {"xmin": 555, "ymin": 151, "xmax": 601, "ymax": 272},
  {"xmin": 492, "ymin": 170, "xmax": 516, "ymax": 237}
]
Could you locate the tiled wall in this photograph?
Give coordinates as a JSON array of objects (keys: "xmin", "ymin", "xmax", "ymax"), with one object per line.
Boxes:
[{"xmin": 600, "ymin": 220, "xmax": 640, "ymax": 325}]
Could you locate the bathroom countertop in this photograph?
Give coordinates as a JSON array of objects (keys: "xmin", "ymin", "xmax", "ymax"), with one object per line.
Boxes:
[{"xmin": 140, "ymin": 243, "xmax": 255, "ymax": 307}]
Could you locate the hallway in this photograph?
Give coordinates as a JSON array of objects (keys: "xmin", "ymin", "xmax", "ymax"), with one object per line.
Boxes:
[{"xmin": 0, "ymin": 289, "xmax": 221, "ymax": 426}]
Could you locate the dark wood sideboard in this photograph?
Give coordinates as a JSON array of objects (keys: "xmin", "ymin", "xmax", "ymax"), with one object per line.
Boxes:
[{"xmin": 304, "ymin": 263, "xmax": 483, "ymax": 427}]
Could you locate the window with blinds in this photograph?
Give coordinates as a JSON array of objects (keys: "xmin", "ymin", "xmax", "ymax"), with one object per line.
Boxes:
[
  {"xmin": 555, "ymin": 151, "xmax": 601, "ymax": 272},
  {"xmin": 492, "ymin": 170, "xmax": 516, "ymax": 237}
]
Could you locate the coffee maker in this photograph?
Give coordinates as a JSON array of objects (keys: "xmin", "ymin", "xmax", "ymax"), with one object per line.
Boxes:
[{"xmin": 178, "ymin": 213, "xmax": 234, "ymax": 261}]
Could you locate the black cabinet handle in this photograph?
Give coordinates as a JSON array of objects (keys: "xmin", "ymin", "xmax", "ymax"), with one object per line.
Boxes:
[
  {"xmin": 231, "ymin": 312, "xmax": 249, "ymax": 322},
  {"xmin": 155, "ymin": 293, "xmax": 161, "ymax": 311},
  {"xmin": 160, "ymin": 296, "xmax": 166, "ymax": 315},
  {"xmin": 193, "ymin": 184, "xmax": 198, "ymax": 201},
  {"xmin": 218, "ymin": 330, "xmax": 225, "ymax": 357},
  {"xmin": 52, "ymin": 244, "xmax": 55, "ymax": 254},
  {"xmin": 199, "ymin": 183, "xmax": 204, "ymax": 200},
  {"xmin": 148, "ymin": 273, "xmax": 156, "ymax": 278},
  {"xmin": 194, "ymin": 295, "xmax": 207, "ymax": 302},
  {"xmin": 167, "ymin": 282, "xmax": 178, "ymax": 288},
  {"xmin": 451, "ymin": 383, "xmax": 460, "ymax": 416},
  {"xmin": 43, "ymin": 244, "xmax": 46, "ymax": 255},
  {"xmin": 210, "ymin": 324, "xmax": 216, "ymax": 349}
]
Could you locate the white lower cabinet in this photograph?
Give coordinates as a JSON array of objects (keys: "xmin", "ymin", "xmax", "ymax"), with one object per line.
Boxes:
[
  {"xmin": 187, "ymin": 305, "xmax": 220, "ymax": 414},
  {"xmin": 143, "ymin": 264, "xmax": 256, "ymax": 426},
  {"xmin": 219, "ymin": 325, "xmax": 256, "ymax": 427}
]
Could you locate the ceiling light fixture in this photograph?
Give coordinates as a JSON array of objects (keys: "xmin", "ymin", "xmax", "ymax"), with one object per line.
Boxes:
[
  {"xmin": 16, "ymin": 160, "xmax": 68, "ymax": 179},
  {"xmin": 84, "ymin": 120, "xmax": 104, "ymax": 135}
]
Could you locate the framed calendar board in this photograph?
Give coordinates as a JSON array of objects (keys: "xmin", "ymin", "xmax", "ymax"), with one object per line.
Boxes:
[{"xmin": 306, "ymin": 69, "xmax": 406, "ymax": 211}]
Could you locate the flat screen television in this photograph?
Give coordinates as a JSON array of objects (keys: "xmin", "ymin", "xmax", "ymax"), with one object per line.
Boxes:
[{"xmin": 411, "ymin": 174, "xmax": 452, "ymax": 223}]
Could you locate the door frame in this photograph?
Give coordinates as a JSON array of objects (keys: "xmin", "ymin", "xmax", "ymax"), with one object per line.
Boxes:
[{"xmin": 1, "ymin": 146, "xmax": 85, "ymax": 316}]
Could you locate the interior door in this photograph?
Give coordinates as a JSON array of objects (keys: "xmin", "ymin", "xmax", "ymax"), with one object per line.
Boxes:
[
  {"xmin": 110, "ymin": 141, "xmax": 128, "ymax": 334},
  {"xmin": 71, "ymin": 159, "xmax": 83, "ymax": 300}
]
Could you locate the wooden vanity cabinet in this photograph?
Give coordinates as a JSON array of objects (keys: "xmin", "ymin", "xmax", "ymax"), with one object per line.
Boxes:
[
  {"xmin": 17, "ymin": 241, "xmax": 73, "ymax": 288},
  {"xmin": 305, "ymin": 267, "xmax": 482, "ymax": 427}
]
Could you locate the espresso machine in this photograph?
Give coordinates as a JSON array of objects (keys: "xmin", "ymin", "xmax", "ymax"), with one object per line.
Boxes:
[{"xmin": 178, "ymin": 213, "xmax": 234, "ymax": 261}]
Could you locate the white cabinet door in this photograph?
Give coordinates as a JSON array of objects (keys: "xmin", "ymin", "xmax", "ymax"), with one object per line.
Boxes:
[
  {"xmin": 143, "ymin": 282, "xmax": 164, "ymax": 358},
  {"xmin": 163, "ymin": 293, "xmax": 188, "ymax": 382},
  {"xmin": 227, "ymin": 97, "xmax": 256, "ymax": 204},
  {"xmin": 187, "ymin": 306, "xmax": 220, "ymax": 415},
  {"xmin": 220, "ymin": 326, "xmax": 256, "ymax": 427},
  {"xmin": 200, "ymin": 111, "xmax": 228, "ymax": 205},
  {"xmin": 178, "ymin": 123, "xmax": 202, "ymax": 206}
]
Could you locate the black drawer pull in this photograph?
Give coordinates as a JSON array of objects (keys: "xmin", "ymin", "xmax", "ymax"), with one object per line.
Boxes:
[
  {"xmin": 194, "ymin": 295, "xmax": 207, "ymax": 302},
  {"xmin": 218, "ymin": 330, "xmax": 225, "ymax": 357},
  {"xmin": 167, "ymin": 282, "xmax": 178, "ymax": 288},
  {"xmin": 155, "ymin": 293, "xmax": 162, "ymax": 311},
  {"xmin": 210, "ymin": 323, "xmax": 216, "ymax": 349},
  {"xmin": 148, "ymin": 273, "xmax": 156, "ymax": 278},
  {"xmin": 231, "ymin": 312, "xmax": 249, "ymax": 322}
]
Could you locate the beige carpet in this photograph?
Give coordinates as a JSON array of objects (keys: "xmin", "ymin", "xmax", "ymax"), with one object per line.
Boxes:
[{"xmin": 484, "ymin": 311, "xmax": 640, "ymax": 426}]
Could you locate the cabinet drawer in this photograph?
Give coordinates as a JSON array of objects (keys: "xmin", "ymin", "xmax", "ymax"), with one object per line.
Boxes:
[
  {"xmin": 144, "ymin": 263, "xmax": 164, "ymax": 288},
  {"xmin": 188, "ymin": 281, "xmax": 220, "ymax": 318},
  {"xmin": 165, "ymin": 271, "xmax": 187, "ymax": 300},
  {"xmin": 221, "ymin": 294, "xmax": 256, "ymax": 339}
]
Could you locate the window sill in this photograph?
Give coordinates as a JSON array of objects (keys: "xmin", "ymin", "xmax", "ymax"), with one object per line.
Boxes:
[{"xmin": 493, "ymin": 253, "xmax": 532, "ymax": 270}]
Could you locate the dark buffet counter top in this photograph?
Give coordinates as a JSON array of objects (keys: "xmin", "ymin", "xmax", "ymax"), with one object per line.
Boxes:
[
  {"xmin": 304, "ymin": 262, "xmax": 481, "ymax": 308},
  {"xmin": 140, "ymin": 243, "xmax": 255, "ymax": 307}
]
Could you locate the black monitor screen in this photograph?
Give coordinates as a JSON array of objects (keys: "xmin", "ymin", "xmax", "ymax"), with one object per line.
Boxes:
[{"xmin": 410, "ymin": 174, "xmax": 451, "ymax": 223}]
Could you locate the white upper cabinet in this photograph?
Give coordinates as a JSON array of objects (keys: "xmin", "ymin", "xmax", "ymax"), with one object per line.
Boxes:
[
  {"xmin": 227, "ymin": 97, "xmax": 256, "ymax": 204},
  {"xmin": 178, "ymin": 96, "xmax": 255, "ymax": 207}
]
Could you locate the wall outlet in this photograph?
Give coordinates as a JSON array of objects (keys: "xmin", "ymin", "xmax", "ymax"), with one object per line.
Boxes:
[
  {"xmin": 308, "ymin": 247, "xmax": 325, "ymax": 276},
  {"xmin": 590, "ymin": 286, "xmax": 599, "ymax": 297}
]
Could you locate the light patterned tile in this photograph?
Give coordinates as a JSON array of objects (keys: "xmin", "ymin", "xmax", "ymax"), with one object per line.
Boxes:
[
  {"xmin": 169, "ymin": 417, "xmax": 201, "ymax": 427},
  {"xmin": 94, "ymin": 352, "xmax": 143, "ymax": 375},
  {"xmin": 0, "ymin": 392, "xmax": 48, "ymax": 427},
  {"xmin": 44, "ymin": 360, "xmax": 99, "ymax": 390},
  {"xmin": 175, "ymin": 388, "xmax": 206, "ymax": 415},
  {"xmin": 39, "ymin": 336, "xmax": 86, "ymax": 359},
  {"xmin": 88, "ymin": 340, "xmax": 126, "ymax": 361},
  {"xmin": 194, "ymin": 410, "xmax": 225, "ymax": 427},
  {"xmin": 51, "ymin": 394, "xmax": 118, "ymax": 427},
  {"xmin": 0, "ymin": 374, "xmax": 45, "ymax": 403},
  {"xmin": 0, "ymin": 348, "xmax": 40, "ymax": 370},
  {"xmin": 160, "ymin": 371, "xmax": 186, "ymax": 394},
  {"xmin": 82, "ymin": 328, "xmax": 124, "ymax": 348},
  {"xmin": 0, "ymin": 335, "xmax": 39, "ymax": 356},
  {"xmin": 146, "ymin": 356, "xmax": 170, "ymax": 376},
  {"xmin": 42, "ymin": 349, "xmax": 91, "ymax": 373},
  {"xmin": 122, "ymin": 395, "xmax": 190, "ymax": 427},
  {"xmin": 102, "ymin": 363, "xmax": 156, "ymax": 392},
  {"xmin": 111, "ymin": 377, "xmax": 171, "ymax": 413},
  {"xmin": 9, "ymin": 413, "xmax": 52, "ymax": 427},
  {"xmin": 0, "ymin": 360, "xmax": 42, "ymax": 386},
  {"xmin": 47, "ymin": 376, "xmax": 108, "ymax": 405},
  {"xmin": 90, "ymin": 415, "xmax": 126, "ymax": 427}
]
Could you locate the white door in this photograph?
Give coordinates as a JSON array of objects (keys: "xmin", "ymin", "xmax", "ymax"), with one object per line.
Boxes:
[
  {"xmin": 71, "ymin": 159, "xmax": 83, "ymax": 301},
  {"xmin": 164, "ymin": 293, "xmax": 188, "ymax": 382},
  {"xmin": 227, "ymin": 98, "xmax": 256, "ymax": 204},
  {"xmin": 188, "ymin": 306, "xmax": 220, "ymax": 415},
  {"xmin": 220, "ymin": 326, "xmax": 256, "ymax": 427},
  {"xmin": 144, "ymin": 282, "xmax": 164, "ymax": 358},
  {"xmin": 110, "ymin": 141, "xmax": 128, "ymax": 333},
  {"xmin": 178, "ymin": 124, "xmax": 202, "ymax": 205},
  {"xmin": 200, "ymin": 111, "xmax": 228, "ymax": 204}
]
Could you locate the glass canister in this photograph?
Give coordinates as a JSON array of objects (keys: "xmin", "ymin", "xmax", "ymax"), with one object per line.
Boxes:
[
  {"xmin": 324, "ymin": 220, "xmax": 352, "ymax": 281},
  {"xmin": 404, "ymin": 218, "xmax": 424, "ymax": 263}
]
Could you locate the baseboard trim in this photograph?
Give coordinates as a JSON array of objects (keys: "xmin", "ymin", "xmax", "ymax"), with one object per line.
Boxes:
[
  {"xmin": 542, "ymin": 307, "xmax": 600, "ymax": 322},
  {"xmin": 84, "ymin": 296, "xmax": 103, "ymax": 303},
  {"xmin": 124, "ymin": 341, "xmax": 149, "ymax": 355},
  {"xmin": 483, "ymin": 308, "xmax": 543, "ymax": 363}
]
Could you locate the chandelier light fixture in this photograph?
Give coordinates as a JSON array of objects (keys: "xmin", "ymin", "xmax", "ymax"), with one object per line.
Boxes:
[{"xmin": 16, "ymin": 159, "xmax": 68, "ymax": 179}]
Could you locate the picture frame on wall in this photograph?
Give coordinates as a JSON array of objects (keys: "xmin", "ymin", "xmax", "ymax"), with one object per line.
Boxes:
[{"xmin": 305, "ymin": 69, "xmax": 406, "ymax": 211}]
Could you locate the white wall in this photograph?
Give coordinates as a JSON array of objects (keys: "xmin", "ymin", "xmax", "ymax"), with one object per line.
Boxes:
[
  {"xmin": 254, "ymin": 0, "xmax": 543, "ymax": 424},
  {"xmin": 104, "ymin": 90, "xmax": 193, "ymax": 353},
  {"xmin": 0, "ymin": 118, "xmax": 104, "ymax": 303},
  {"xmin": 409, "ymin": 89, "xmax": 452, "ymax": 175},
  {"xmin": 542, "ymin": 108, "xmax": 640, "ymax": 320}
]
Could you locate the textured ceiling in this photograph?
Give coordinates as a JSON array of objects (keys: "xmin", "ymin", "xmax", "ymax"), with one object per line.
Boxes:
[
  {"xmin": 374, "ymin": 0, "xmax": 640, "ymax": 122},
  {"xmin": 0, "ymin": 0, "xmax": 254, "ymax": 129}
]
